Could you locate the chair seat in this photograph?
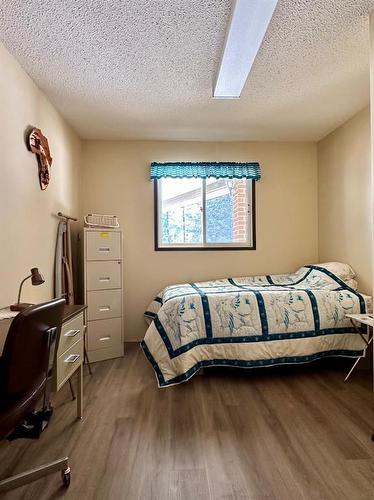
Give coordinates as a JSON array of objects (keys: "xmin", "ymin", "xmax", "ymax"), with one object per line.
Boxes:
[{"xmin": 0, "ymin": 374, "xmax": 47, "ymax": 439}]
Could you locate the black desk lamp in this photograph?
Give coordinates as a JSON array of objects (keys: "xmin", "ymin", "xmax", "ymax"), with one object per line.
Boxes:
[{"xmin": 10, "ymin": 268, "xmax": 45, "ymax": 311}]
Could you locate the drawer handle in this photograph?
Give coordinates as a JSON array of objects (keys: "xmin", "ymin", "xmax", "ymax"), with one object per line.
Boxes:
[
  {"xmin": 99, "ymin": 247, "xmax": 110, "ymax": 252},
  {"xmin": 99, "ymin": 336, "xmax": 111, "ymax": 342},
  {"xmin": 64, "ymin": 329, "xmax": 80, "ymax": 337},
  {"xmin": 99, "ymin": 306, "xmax": 110, "ymax": 312},
  {"xmin": 99, "ymin": 277, "xmax": 110, "ymax": 282},
  {"xmin": 64, "ymin": 354, "xmax": 80, "ymax": 363}
]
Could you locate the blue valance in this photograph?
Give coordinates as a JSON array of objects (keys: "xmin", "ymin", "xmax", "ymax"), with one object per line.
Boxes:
[{"xmin": 150, "ymin": 162, "xmax": 261, "ymax": 180}]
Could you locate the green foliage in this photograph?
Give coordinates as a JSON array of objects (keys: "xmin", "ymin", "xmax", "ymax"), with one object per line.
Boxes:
[{"xmin": 162, "ymin": 194, "xmax": 233, "ymax": 244}]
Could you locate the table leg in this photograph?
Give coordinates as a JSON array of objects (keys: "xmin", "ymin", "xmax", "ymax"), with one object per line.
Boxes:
[
  {"xmin": 76, "ymin": 363, "xmax": 83, "ymax": 419},
  {"xmin": 344, "ymin": 320, "xmax": 373, "ymax": 383},
  {"xmin": 344, "ymin": 356, "xmax": 363, "ymax": 382},
  {"xmin": 68, "ymin": 379, "xmax": 76, "ymax": 400},
  {"xmin": 84, "ymin": 344, "xmax": 93, "ymax": 375}
]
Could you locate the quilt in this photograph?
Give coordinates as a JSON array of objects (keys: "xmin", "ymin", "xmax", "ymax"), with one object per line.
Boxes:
[{"xmin": 141, "ymin": 263, "xmax": 371, "ymax": 387}]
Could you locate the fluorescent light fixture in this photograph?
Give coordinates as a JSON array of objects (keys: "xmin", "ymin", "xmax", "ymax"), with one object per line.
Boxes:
[{"xmin": 213, "ymin": 0, "xmax": 279, "ymax": 99}]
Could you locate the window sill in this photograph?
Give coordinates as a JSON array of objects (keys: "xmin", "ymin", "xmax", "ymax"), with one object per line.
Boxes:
[{"xmin": 155, "ymin": 245, "xmax": 256, "ymax": 251}]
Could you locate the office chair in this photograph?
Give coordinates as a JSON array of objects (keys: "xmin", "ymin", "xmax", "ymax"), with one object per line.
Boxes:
[{"xmin": 0, "ymin": 298, "xmax": 71, "ymax": 493}]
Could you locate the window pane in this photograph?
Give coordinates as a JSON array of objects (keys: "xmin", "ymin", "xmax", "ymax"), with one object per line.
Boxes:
[
  {"xmin": 160, "ymin": 178, "xmax": 203, "ymax": 245},
  {"xmin": 206, "ymin": 178, "xmax": 249, "ymax": 244}
]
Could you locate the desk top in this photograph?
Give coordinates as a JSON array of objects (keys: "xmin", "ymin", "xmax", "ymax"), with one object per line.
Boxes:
[
  {"xmin": 62, "ymin": 304, "xmax": 87, "ymax": 323},
  {"xmin": 0, "ymin": 304, "xmax": 87, "ymax": 356},
  {"xmin": 346, "ymin": 313, "xmax": 373, "ymax": 328},
  {"xmin": 0, "ymin": 304, "xmax": 87, "ymax": 323}
]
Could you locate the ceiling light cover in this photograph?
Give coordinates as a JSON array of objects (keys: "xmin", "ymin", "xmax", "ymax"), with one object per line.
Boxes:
[{"xmin": 214, "ymin": 0, "xmax": 279, "ymax": 99}]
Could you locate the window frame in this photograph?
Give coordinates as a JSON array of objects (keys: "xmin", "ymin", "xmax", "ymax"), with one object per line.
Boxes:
[{"xmin": 154, "ymin": 178, "xmax": 256, "ymax": 251}]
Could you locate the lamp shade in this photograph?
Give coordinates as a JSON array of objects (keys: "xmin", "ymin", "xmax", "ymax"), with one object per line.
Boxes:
[{"xmin": 30, "ymin": 267, "xmax": 44, "ymax": 286}]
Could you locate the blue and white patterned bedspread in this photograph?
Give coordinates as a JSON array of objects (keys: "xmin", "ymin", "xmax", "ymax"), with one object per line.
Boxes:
[{"xmin": 141, "ymin": 263, "xmax": 371, "ymax": 387}]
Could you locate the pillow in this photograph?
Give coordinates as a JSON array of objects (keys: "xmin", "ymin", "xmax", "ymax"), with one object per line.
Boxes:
[
  {"xmin": 316, "ymin": 262, "xmax": 356, "ymax": 282},
  {"xmin": 343, "ymin": 278, "xmax": 358, "ymax": 291},
  {"xmin": 298, "ymin": 262, "xmax": 357, "ymax": 289}
]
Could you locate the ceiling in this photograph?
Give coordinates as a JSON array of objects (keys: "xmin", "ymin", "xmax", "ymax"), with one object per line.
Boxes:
[{"xmin": 0, "ymin": 0, "xmax": 374, "ymax": 142}]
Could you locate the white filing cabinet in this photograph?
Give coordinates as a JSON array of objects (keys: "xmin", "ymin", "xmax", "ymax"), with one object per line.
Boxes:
[{"xmin": 83, "ymin": 228, "xmax": 124, "ymax": 362}]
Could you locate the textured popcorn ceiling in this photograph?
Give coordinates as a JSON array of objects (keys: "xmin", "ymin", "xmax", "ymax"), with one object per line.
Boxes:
[{"xmin": 0, "ymin": 0, "xmax": 373, "ymax": 141}]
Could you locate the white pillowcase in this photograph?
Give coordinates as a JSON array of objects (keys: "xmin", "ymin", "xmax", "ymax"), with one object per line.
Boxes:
[
  {"xmin": 342, "ymin": 279, "xmax": 358, "ymax": 290},
  {"xmin": 316, "ymin": 261, "xmax": 356, "ymax": 280},
  {"xmin": 311, "ymin": 262, "xmax": 357, "ymax": 289}
]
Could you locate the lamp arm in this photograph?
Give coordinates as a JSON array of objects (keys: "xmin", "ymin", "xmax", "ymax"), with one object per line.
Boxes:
[{"xmin": 17, "ymin": 274, "xmax": 32, "ymax": 304}]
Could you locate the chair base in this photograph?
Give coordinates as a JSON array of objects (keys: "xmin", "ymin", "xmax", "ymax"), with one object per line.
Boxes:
[
  {"xmin": 8, "ymin": 406, "xmax": 54, "ymax": 441},
  {"xmin": 0, "ymin": 457, "xmax": 70, "ymax": 493}
]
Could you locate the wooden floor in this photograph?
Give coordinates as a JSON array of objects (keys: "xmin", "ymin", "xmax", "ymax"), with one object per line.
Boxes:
[{"xmin": 0, "ymin": 343, "xmax": 373, "ymax": 500}]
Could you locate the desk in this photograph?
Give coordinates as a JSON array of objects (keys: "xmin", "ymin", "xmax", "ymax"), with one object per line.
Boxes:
[
  {"xmin": 0, "ymin": 304, "xmax": 87, "ymax": 419},
  {"xmin": 346, "ymin": 313, "xmax": 374, "ymax": 442},
  {"xmin": 345, "ymin": 313, "xmax": 373, "ymax": 385}
]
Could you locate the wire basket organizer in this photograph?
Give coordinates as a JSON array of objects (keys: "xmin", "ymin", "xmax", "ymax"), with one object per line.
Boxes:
[{"xmin": 84, "ymin": 214, "xmax": 120, "ymax": 229}]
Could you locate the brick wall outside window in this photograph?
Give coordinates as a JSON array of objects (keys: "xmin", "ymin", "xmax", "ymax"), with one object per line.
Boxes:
[{"xmin": 232, "ymin": 180, "xmax": 248, "ymax": 242}]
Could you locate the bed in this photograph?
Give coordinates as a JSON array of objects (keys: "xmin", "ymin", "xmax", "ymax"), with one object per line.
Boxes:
[{"xmin": 141, "ymin": 262, "xmax": 371, "ymax": 387}]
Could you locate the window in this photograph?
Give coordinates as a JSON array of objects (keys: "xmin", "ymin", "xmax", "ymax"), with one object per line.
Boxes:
[{"xmin": 154, "ymin": 178, "xmax": 255, "ymax": 250}]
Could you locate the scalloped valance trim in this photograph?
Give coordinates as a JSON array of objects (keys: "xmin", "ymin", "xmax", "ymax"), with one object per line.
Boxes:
[{"xmin": 150, "ymin": 162, "xmax": 261, "ymax": 180}]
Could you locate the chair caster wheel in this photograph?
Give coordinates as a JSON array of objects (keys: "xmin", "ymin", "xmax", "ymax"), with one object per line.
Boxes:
[{"xmin": 62, "ymin": 468, "xmax": 71, "ymax": 488}]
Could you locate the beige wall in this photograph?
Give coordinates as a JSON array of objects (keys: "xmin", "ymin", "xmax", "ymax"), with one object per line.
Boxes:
[
  {"xmin": 370, "ymin": 12, "xmax": 374, "ymax": 296},
  {"xmin": 2, "ymin": 36, "xmax": 370, "ymax": 342},
  {"xmin": 318, "ymin": 107, "xmax": 372, "ymax": 294},
  {"xmin": 81, "ymin": 141, "xmax": 318, "ymax": 340},
  {"xmin": 0, "ymin": 43, "xmax": 81, "ymax": 307}
]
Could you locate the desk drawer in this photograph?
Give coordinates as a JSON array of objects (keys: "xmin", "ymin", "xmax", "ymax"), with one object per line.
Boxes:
[
  {"xmin": 56, "ymin": 337, "xmax": 83, "ymax": 389},
  {"xmin": 58, "ymin": 313, "xmax": 84, "ymax": 356},
  {"xmin": 86, "ymin": 231, "xmax": 121, "ymax": 261},
  {"xmin": 87, "ymin": 318, "xmax": 122, "ymax": 351},
  {"xmin": 87, "ymin": 289, "xmax": 122, "ymax": 320},
  {"xmin": 86, "ymin": 261, "xmax": 121, "ymax": 291}
]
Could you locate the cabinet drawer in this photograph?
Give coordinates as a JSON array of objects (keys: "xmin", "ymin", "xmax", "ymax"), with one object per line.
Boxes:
[
  {"xmin": 55, "ymin": 338, "xmax": 83, "ymax": 389},
  {"xmin": 86, "ymin": 231, "xmax": 121, "ymax": 261},
  {"xmin": 87, "ymin": 289, "xmax": 122, "ymax": 320},
  {"xmin": 87, "ymin": 318, "xmax": 122, "ymax": 351},
  {"xmin": 58, "ymin": 313, "xmax": 84, "ymax": 356},
  {"xmin": 86, "ymin": 261, "xmax": 122, "ymax": 291}
]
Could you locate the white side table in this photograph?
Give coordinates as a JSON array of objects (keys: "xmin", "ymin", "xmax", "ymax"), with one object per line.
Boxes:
[{"xmin": 345, "ymin": 313, "xmax": 373, "ymax": 383}]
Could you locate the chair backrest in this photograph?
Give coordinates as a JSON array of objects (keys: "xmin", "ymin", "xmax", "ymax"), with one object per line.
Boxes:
[{"xmin": 1, "ymin": 298, "xmax": 65, "ymax": 399}]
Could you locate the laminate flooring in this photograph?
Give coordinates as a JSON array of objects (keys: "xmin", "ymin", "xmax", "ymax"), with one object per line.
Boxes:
[{"xmin": 0, "ymin": 343, "xmax": 373, "ymax": 500}]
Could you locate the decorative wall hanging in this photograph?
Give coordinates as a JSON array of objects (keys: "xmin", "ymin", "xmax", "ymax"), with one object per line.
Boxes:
[{"xmin": 27, "ymin": 127, "xmax": 53, "ymax": 190}]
